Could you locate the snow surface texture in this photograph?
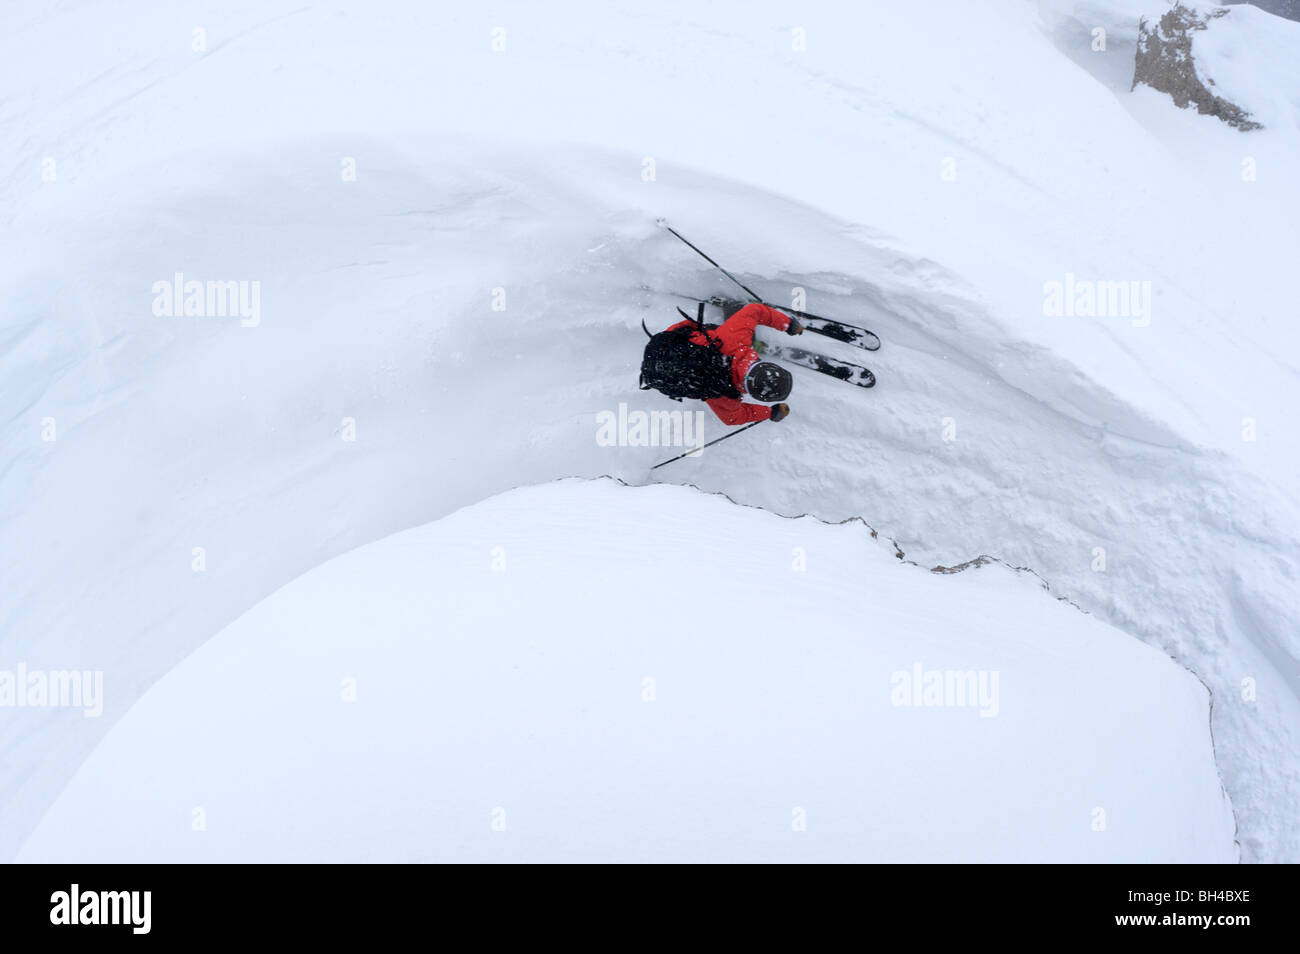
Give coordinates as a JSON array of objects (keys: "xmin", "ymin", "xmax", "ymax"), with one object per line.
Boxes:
[
  {"xmin": 17, "ymin": 481, "xmax": 1236, "ymax": 863},
  {"xmin": 2, "ymin": 0, "xmax": 1297, "ymax": 861}
]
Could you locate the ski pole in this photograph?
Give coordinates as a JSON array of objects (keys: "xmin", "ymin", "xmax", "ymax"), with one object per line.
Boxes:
[
  {"xmin": 660, "ymin": 221, "xmax": 882, "ymax": 351},
  {"xmin": 658, "ymin": 220, "xmax": 763, "ymax": 303},
  {"xmin": 650, "ymin": 419, "xmax": 765, "ymax": 470}
]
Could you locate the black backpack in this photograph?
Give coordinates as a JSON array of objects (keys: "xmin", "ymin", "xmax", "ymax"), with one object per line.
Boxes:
[{"xmin": 639, "ymin": 303, "xmax": 740, "ymax": 402}]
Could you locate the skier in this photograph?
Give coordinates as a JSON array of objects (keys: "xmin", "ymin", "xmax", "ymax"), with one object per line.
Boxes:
[{"xmin": 640, "ymin": 301, "xmax": 804, "ymax": 425}]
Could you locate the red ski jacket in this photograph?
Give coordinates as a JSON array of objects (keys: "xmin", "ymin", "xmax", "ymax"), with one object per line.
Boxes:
[{"xmin": 666, "ymin": 303, "xmax": 790, "ymax": 425}]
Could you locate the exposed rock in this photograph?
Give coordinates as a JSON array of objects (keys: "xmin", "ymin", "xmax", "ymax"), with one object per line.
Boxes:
[
  {"xmin": 1223, "ymin": 0, "xmax": 1300, "ymax": 23},
  {"xmin": 1133, "ymin": 3, "xmax": 1263, "ymax": 130}
]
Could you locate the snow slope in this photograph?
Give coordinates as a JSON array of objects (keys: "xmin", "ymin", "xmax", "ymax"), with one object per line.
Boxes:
[
  {"xmin": 16, "ymin": 480, "xmax": 1236, "ymax": 863},
  {"xmin": 2, "ymin": 0, "xmax": 1297, "ymax": 860}
]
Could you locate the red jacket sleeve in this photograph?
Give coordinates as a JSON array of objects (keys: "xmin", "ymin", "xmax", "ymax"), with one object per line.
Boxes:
[
  {"xmin": 715, "ymin": 304, "xmax": 790, "ymax": 349},
  {"xmin": 705, "ymin": 396, "xmax": 772, "ymax": 425}
]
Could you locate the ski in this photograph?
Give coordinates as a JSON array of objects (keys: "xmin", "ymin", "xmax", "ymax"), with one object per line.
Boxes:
[
  {"xmin": 656, "ymin": 221, "xmax": 882, "ymax": 351},
  {"xmin": 762, "ymin": 343, "xmax": 876, "ymax": 389},
  {"xmin": 785, "ymin": 313, "xmax": 880, "ymax": 352},
  {"xmin": 662, "ymin": 292, "xmax": 881, "ymax": 353}
]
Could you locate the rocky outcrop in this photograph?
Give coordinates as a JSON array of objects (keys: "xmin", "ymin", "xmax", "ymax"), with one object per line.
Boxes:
[
  {"xmin": 1223, "ymin": 0, "xmax": 1299, "ymax": 23},
  {"xmin": 1133, "ymin": 3, "xmax": 1263, "ymax": 130}
]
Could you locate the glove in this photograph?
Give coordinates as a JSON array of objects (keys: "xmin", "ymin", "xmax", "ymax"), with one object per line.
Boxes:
[
  {"xmin": 786, "ymin": 318, "xmax": 804, "ymax": 336},
  {"xmin": 769, "ymin": 403, "xmax": 790, "ymax": 422}
]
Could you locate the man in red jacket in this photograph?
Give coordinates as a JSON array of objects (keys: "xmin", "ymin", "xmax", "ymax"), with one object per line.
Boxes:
[{"xmin": 662, "ymin": 302, "xmax": 803, "ymax": 425}]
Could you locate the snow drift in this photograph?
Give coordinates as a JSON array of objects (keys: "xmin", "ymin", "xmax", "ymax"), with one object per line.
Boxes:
[
  {"xmin": 16, "ymin": 480, "xmax": 1236, "ymax": 863},
  {"xmin": 3, "ymin": 0, "xmax": 1299, "ymax": 862}
]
